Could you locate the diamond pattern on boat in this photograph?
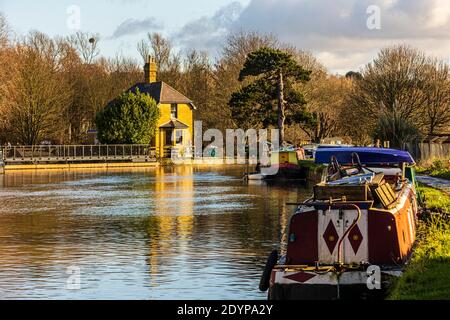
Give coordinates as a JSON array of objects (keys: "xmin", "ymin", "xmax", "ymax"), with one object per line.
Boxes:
[
  {"xmin": 348, "ymin": 224, "xmax": 363, "ymax": 254},
  {"xmin": 284, "ymin": 272, "xmax": 316, "ymax": 283},
  {"xmin": 323, "ymin": 220, "xmax": 339, "ymax": 254}
]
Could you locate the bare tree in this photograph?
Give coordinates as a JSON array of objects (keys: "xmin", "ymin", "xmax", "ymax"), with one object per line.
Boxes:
[
  {"xmin": 181, "ymin": 50, "xmax": 215, "ymax": 127},
  {"xmin": 303, "ymin": 75, "xmax": 352, "ymax": 142},
  {"xmin": 137, "ymin": 39, "xmax": 150, "ymax": 63},
  {"xmin": 163, "ymin": 52, "xmax": 183, "ymax": 87},
  {"xmin": 7, "ymin": 44, "xmax": 72, "ymax": 144},
  {"xmin": 0, "ymin": 48, "xmax": 16, "ymax": 140},
  {"xmin": 67, "ymin": 31, "xmax": 100, "ymax": 64},
  {"xmin": 350, "ymin": 45, "xmax": 429, "ymax": 123},
  {"xmin": 137, "ymin": 32, "xmax": 172, "ymax": 71},
  {"xmin": 347, "ymin": 45, "xmax": 450, "ymax": 143},
  {"xmin": 0, "ymin": 12, "xmax": 10, "ymax": 48},
  {"xmin": 420, "ymin": 59, "xmax": 450, "ymax": 134}
]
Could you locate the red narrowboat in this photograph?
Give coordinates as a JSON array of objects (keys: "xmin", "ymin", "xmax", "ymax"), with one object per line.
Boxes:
[{"xmin": 260, "ymin": 148, "xmax": 420, "ymax": 300}]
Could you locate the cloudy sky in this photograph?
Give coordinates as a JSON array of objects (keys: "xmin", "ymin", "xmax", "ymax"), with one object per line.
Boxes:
[{"xmin": 1, "ymin": 0, "xmax": 449, "ymax": 73}]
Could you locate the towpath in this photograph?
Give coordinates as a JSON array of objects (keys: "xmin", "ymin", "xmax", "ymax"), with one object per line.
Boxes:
[{"xmin": 416, "ymin": 175, "xmax": 450, "ymax": 195}]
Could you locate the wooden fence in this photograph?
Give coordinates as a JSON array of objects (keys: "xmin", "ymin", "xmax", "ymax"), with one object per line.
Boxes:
[{"xmin": 406, "ymin": 135, "xmax": 450, "ymax": 163}]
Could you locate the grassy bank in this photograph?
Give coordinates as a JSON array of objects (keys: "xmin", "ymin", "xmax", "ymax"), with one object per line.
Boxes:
[
  {"xmin": 416, "ymin": 159, "xmax": 450, "ymax": 180},
  {"xmin": 388, "ymin": 186, "xmax": 450, "ymax": 300},
  {"xmin": 298, "ymin": 160, "xmax": 326, "ymax": 183},
  {"xmin": 417, "ymin": 185, "xmax": 450, "ymax": 213}
]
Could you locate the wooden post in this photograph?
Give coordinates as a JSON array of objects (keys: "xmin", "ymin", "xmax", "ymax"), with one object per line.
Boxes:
[{"xmin": 0, "ymin": 148, "xmax": 4, "ymax": 175}]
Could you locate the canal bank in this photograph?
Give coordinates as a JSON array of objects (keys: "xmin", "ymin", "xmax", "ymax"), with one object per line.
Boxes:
[
  {"xmin": 2, "ymin": 159, "xmax": 261, "ymax": 172},
  {"xmin": 416, "ymin": 175, "xmax": 450, "ymax": 195},
  {"xmin": 3, "ymin": 162, "xmax": 159, "ymax": 171}
]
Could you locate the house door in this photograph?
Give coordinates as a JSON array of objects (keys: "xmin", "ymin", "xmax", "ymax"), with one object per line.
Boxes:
[{"xmin": 165, "ymin": 129, "xmax": 173, "ymax": 146}]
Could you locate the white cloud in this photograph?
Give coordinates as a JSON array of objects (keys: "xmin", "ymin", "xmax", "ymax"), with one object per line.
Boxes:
[
  {"xmin": 171, "ymin": 0, "xmax": 450, "ymax": 73},
  {"xmin": 172, "ymin": 1, "xmax": 243, "ymax": 52},
  {"xmin": 110, "ymin": 17, "xmax": 163, "ymax": 39},
  {"xmin": 426, "ymin": 0, "xmax": 450, "ymax": 28},
  {"xmin": 108, "ymin": 0, "xmax": 450, "ymax": 72}
]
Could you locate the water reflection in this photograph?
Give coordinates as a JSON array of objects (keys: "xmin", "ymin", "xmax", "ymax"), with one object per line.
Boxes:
[{"xmin": 0, "ymin": 166, "xmax": 311, "ymax": 299}]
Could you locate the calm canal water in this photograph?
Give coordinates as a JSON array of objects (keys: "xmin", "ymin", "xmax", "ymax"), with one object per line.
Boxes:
[{"xmin": 0, "ymin": 166, "xmax": 311, "ymax": 300}]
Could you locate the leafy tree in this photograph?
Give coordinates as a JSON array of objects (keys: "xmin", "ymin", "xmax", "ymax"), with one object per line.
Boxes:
[
  {"xmin": 230, "ymin": 47, "xmax": 311, "ymax": 143},
  {"xmin": 96, "ymin": 89, "xmax": 160, "ymax": 144},
  {"xmin": 345, "ymin": 71, "xmax": 362, "ymax": 80},
  {"xmin": 373, "ymin": 112, "xmax": 421, "ymax": 150},
  {"xmin": 212, "ymin": 32, "xmax": 279, "ymax": 132}
]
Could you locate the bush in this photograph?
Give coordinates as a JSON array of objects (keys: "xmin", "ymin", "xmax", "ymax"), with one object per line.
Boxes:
[
  {"xmin": 96, "ymin": 89, "xmax": 160, "ymax": 144},
  {"xmin": 430, "ymin": 160, "xmax": 445, "ymax": 171},
  {"xmin": 373, "ymin": 112, "xmax": 421, "ymax": 149}
]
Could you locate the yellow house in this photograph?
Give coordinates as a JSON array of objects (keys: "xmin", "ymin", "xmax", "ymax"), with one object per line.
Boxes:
[{"xmin": 127, "ymin": 56, "xmax": 196, "ymax": 158}]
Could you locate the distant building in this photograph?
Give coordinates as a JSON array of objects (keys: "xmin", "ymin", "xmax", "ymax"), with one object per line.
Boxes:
[
  {"xmin": 125, "ymin": 56, "xmax": 196, "ymax": 157},
  {"xmin": 320, "ymin": 137, "xmax": 352, "ymax": 145}
]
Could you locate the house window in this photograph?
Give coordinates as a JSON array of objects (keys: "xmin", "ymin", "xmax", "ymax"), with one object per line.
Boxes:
[
  {"xmin": 171, "ymin": 104, "xmax": 178, "ymax": 119},
  {"xmin": 175, "ymin": 130, "xmax": 183, "ymax": 145}
]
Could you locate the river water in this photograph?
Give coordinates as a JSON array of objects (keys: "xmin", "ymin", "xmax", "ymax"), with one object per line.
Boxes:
[{"xmin": 0, "ymin": 166, "xmax": 311, "ymax": 300}]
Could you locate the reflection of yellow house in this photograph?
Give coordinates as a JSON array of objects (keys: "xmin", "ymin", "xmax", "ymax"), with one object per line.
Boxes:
[
  {"xmin": 147, "ymin": 166, "xmax": 195, "ymax": 279},
  {"xmin": 127, "ymin": 57, "xmax": 196, "ymax": 158}
]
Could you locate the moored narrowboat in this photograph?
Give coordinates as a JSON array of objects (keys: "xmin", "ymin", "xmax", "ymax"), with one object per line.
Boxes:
[
  {"xmin": 260, "ymin": 147, "xmax": 420, "ymax": 300},
  {"xmin": 246, "ymin": 149, "xmax": 306, "ymax": 181}
]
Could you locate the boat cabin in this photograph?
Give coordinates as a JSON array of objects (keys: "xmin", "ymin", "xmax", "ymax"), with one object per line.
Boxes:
[{"xmin": 270, "ymin": 150, "xmax": 299, "ymax": 168}]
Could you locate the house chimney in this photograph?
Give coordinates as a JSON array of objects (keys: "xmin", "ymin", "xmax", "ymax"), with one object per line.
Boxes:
[{"xmin": 144, "ymin": 56, "xmax": 157, "ymax": 83}]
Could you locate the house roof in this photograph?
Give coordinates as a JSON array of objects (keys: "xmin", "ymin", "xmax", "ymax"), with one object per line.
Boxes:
[
  {"xmin": 159, "ymin": 119, "xmax": 190, "ymax": 129},
  {"xmin": 127, "ymin": 81, "xmax": 196, "ymax": 109}
]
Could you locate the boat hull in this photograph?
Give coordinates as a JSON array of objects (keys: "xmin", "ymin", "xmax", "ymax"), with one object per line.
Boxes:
[
  {"xmin": 267, "ymin": 182, "xmax": 418, "ymax": 300},
  {"xmin": 269, "ymin": 268, "xmax": 399, "ymax": 300},
  {"xmin": 264, "ymin": 163, "xmax": 307, "ymax": 180}
]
